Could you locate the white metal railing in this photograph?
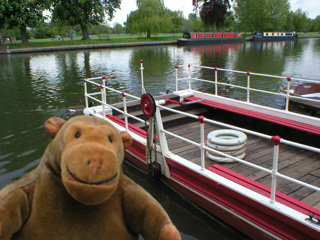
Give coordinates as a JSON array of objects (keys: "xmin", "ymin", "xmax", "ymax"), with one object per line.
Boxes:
[
  {"xmin": 156, "ymin": 101, "xmax": 320, "ymax": 203},
  {"xmin": 83, "ymin": 76, "xmax": 146, "ymax": 132},
  {"xmin": 174, "ymin": 64, "xmax": 320, "ymax": 113},
  {"xmin": 83, "ymin": 62, "xmax": 320, "ymax": 207}
]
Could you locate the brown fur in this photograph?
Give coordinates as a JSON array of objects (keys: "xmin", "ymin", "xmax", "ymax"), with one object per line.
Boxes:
[{"xmin": 0, "ymin": 115, "xmax": 181, "ymax": 240}]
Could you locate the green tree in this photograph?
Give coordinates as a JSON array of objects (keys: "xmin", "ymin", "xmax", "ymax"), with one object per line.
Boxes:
[
  {"xmin": 234, "ymin": 0, "xmax": 290, "ymax": 31},
  {"xmin": 89, "ymin": 24, "xmax": 109, "ymax": 35},
  {"xmin": 113, "ymin": 23, "xmax": 123, "ymax": 35},
  {"xmin": 292, "ymin": 8, "xmax": 308, "ymax": 32},
  {"xmin": 170, "ymin": 11, "xmax": 184, "ymax": 33},
  {"xmin": 51, "ymin": 0, "xmax": 120, "ymax": 40},
  {"xmin": 0, "ymin": 0, "xmax": 50, "ymax": 43},
  {"xmin": 126, "ymin": 0, "xmax": 174, "ymax": 38},
  {"xmin": 193, "ymin": 0, "xmax": 232, "ymax": 32},
  {"xmin": 314, "ymin": 16, "xmax": 320, "ymax": 32}
]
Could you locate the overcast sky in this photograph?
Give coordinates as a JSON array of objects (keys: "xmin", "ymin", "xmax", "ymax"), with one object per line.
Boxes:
[{"xmin": 108, "ymin": 0, "xmax": 320, "ymax": 26}]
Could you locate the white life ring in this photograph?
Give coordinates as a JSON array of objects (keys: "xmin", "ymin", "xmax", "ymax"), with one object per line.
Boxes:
[
  {"xmin": 206, "ymin": 139, "xmax": 246, "ymax": 152},
  {"xmin": 206, "ymin": 142, "xmax": 247, "ymax": 156},
  {"xmin": 206, "ymin": 151, "xmax": 246, "ymax": 163},
  {"xmin": 207, "ymin": 129, "xmax": 247, "ymax": 146},
  {"xmin": 206, "ymin": 129, "xmax": 247, "ymax": 162}
]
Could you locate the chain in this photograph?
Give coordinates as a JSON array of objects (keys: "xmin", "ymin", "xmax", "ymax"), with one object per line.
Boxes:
[
  {"xmin": 159, "ymin": 178, "xmax": 250, "ymax": 240},
  {"xmin": 153, "ymin": 117, "xmax": 158, "ymax": 164},
  {"xmin": 144, "ymin": 115, "xmax": 151, "ymax": 164}
]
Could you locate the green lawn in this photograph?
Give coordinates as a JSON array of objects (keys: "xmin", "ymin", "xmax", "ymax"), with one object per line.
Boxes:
[
  {"xmin": 4, "ymin": 33, "xmax": 182, "ymax": 49},
  {"xmin": 296, "ymin": 32, "xmax": 320, "ymax": 37}
]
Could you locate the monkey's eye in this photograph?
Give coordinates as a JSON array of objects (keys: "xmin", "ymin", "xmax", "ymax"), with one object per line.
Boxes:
[
  {"xmin": 75, "ymin": 131, "xmax": 81, "ymax": 138},
  {"xmin": 108, "ymin": 136, "xmax": 113, "ymax": 143}
]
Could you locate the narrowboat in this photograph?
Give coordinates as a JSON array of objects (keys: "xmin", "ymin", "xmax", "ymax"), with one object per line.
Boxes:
[
  {"xmin": 82, "ymin": 61, "xmax": 320, "ymax": 239},
  {"xmin": 178, "ymin": 32, "xmax": 244, "ymax": 45},
  {"xmin": 253, "ymin": 31, "xmax": 298, "ymax": 41}
]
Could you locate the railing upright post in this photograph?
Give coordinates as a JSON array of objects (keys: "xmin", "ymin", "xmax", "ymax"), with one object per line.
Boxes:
[
  {"xmin": 270, "ymin": 136, "xmax": 281, "ymax": 203},
  {"xmin": 140, "ymin": 60, "xmax": 146, "ymax": 94},
  {"xmin": 247, "ymin": 72, "xmax": 251, "ymax": 103},
  {"xmin": 100, "ymin": 84, "xmax": 106, "ymax": 119},
  {"xmin": 285, "ymin": 77, "xmax": 291, "ymax": 111},
  {"xmin": 199, "ymin": 116, "xmax": 205, "ymax": 171},
  {"xmin": 122, "ymin": 92, "xmax": 128, "ymax": 131},
  {"xmin": 175, "ymin": 65, "xmax": 179, "ymax": 92},
  {"xmin": 84, "ymin": 78, "xmax": 88, "ymax": 108},
  {"xmin": 214, "ymin": 67, "xmax": 218, "ymax": 95},
  {"xmin": 188, "ymin": 64, "xmax": 191, "ymax": 90}
]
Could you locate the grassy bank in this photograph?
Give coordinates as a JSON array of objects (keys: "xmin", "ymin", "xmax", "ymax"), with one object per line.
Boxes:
[
  {"xmin": 4, "ymin": 33, "xmax": 181, "ymax": 49},
  {"xmin": 3, "ymin": 32, "xmax": 320, "ymax": 49}
]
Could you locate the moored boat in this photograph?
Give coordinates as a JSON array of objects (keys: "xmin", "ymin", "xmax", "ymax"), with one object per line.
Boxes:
[
  {"xmin": 253, "ymin": 31, "xmax": 298, "ymax": 41},
  {"xmin": 178, "ymin": 32, "xmax": 244, "ymax": 45},
  {"xmin": 281, "ymin": 82, "xmax": 320, "ymax": 114},
  {"xmin": 82, "ymin": 62, "xmax": 320, "ymax": 239}
]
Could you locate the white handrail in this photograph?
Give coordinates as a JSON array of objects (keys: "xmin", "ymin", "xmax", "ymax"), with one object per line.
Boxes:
[
  {"xmin": 83, "ymin": 66, "xmax": 320, "ymax": 207},
  {"xmin": 175, "ymin": 64, "xmax": 320, "ymax": 113}
]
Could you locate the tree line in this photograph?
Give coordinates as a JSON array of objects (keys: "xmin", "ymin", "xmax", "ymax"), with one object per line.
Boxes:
[{"xmin": 1, "ymin": 0, "xmax": 319, "ymax": 44}]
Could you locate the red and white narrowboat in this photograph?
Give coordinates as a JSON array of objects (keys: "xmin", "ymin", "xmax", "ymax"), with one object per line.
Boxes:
[{"xmin": 178, "ymin": 32, "xmax": 244, "ymax": 45}]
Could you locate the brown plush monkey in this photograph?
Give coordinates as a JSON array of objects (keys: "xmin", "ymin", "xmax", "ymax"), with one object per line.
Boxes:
[{"xmin": 0, "ymin": 115, "xmax": 181, "ymax": 240}]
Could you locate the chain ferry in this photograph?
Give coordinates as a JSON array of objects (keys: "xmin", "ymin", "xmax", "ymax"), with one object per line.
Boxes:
[
  {"xmin": 178, "ymin": 32, "xmax": 244, "ymax": 45},
  {"xmin": 82, "ymin": 61, "xmax": 320, "ymax": 239}
]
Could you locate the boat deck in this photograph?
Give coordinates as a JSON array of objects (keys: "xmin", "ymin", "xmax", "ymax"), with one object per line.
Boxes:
[
  {"xmin": 166, "ymin": 119, "xmax": 320, "ymax": 209},
  {"xmin": 112, "ymin": 95, "xmax": 320, "ymax": 209}
]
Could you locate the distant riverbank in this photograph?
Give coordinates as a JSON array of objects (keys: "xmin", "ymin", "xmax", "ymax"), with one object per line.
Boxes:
[
  {"xmin": 1, "ymin": 32, "xmax": 319, "ymax": 54},
  {"xmin": 1, "ymin": 41, "xmax": 178, "ymax": 54}
]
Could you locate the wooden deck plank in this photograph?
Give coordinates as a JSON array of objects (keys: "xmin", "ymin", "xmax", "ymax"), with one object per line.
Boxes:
[{"xmin": 300, "ymin": 189, "xmax": 320, "ymax": 208}]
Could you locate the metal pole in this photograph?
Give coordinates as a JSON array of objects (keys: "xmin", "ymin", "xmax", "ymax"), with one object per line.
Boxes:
[
  {"xmin": 247, "ymin": 71, "xmax": 251, "ymax": 103},
  {"xmin": 270, "ymin": 136, "xmax": 281, "ymax": 203},
  {"xmin": 122, "ymin": 92, "xmax": 128, "ymax": 131},
  {"xmin": 140, "ymin": 60, "xmax": 146, "ymax": 94},
  {"xmin": 175, "ymin": 65, "xmax": 179, "ymax": 92},
  {"xmin": 214, "ymin": 67, "xmax": 218, "ymax": 95},
  {"xmin": 199, "ymin": 116, "xmax": 205, "ymax": 171},
  {"xmin": 84, "ymin": 78, "xmax": 88, "ymax": 108},
  {"xmin": 101, "ymin": 84, "xmax": 106, "ymax": 119},
  {"xmin": 188, "ymin": 64, "xmax": 191, "ymax": 90},
  {"xmin": 285, "ymin": 77, "xmax": 291, "ymax": 111},
  {"xmin": 102, "ymin": 76, "xmax": 106, "ymax": 98}
]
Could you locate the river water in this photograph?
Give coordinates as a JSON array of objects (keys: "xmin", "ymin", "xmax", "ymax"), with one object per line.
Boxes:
[{"xmin": 1, "ymin": 38, "xmax": 320, "ymax": 239}]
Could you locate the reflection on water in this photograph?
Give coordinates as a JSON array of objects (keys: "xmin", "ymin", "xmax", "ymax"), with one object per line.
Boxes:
[{"xmin": 0, "ymin": 38, "xmax": 319, "ymax": 239}]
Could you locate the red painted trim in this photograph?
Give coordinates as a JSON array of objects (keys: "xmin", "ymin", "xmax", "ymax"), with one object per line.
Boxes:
[
  {"xmin": 207, "ymin": 164, "xmax": 320, "ymax": 218},
  {"xmin": 125, "ymin": 139, "xmax": 148, "ymax": 171},
  {"xmin": 165, "ymin": 158, "xmax": 319, "ymax": 239},
  {"xmin": 184, "ymin": 96, "xmax": 320, "ymax": 136},
  {"xmin": 106, "ymin": 114, "xmax": 147, "ymax": 138}
]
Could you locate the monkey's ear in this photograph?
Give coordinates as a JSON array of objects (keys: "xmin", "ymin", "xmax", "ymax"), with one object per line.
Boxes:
[{"xmin": 45, "ymin": 117, "xmax": 66, "ymax": 138}]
